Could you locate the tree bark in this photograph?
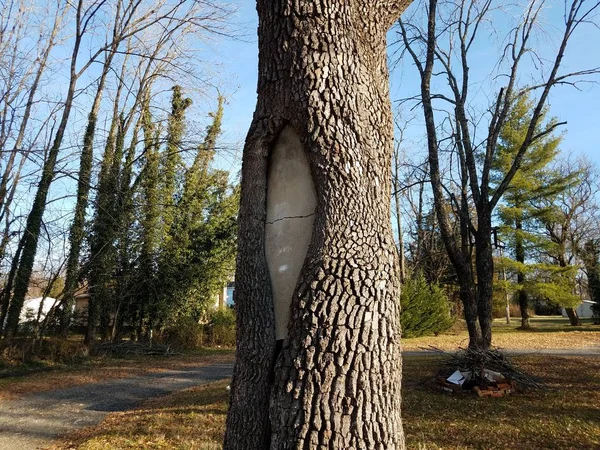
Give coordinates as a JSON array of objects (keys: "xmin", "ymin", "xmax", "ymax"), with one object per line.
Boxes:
[
  {"xmin": 515, "ymin": 218, "xmax": 530, "ymax": 328},
  {"xmin": 475, "ymin": 217, "xmax": 494, "ymax": 348},
  {"xmin": 225, "ymin": 2, "xmax": 410, "ymax": 449},
  {"xmin": 565, "ymin": 307, "xmax": 581, "ymax": 326}
]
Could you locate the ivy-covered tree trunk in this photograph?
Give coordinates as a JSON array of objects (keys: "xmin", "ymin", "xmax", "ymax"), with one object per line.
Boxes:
[
  {"xmin": 136, "ymin": 101, "xmax": 161, "ymax": 337},
  {"xmin": 61, "ymin": 50, "xmax": 116, "ymax": 334},
  {"xmin": 224, "ymin": 1, "xmax": 410, "ymax": 449},
  {"xmin": 86, "ymin": 111, "xmax": 122, "ymax": 345},
  {"xmin": 160, "ymin": 85, "xmax": 191, "ymax": 242}
]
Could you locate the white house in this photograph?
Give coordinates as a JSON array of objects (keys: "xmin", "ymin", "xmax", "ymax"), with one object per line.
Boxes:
[{"xmin": 19, "ymin": 296, "xmax": 58, "ymax": 322}]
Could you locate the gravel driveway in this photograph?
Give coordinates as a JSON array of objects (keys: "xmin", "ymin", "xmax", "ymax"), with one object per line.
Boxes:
[{"xmin": 0, "ymin": 362, "xmax": 233, "ymax": 450}]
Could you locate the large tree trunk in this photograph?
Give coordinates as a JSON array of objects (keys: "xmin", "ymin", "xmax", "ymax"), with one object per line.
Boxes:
[
  {"xmin": 517, "ymin": 289, "xmax": 530, "ymax": 327},
  {"xmin": 475, "ymin": 218, "xmax": 494, "ymax": 349},
  {"xmin": 514, "ymin": 217, "xmax": 530, "ymax": 328},
  {"xmin": 224, "ymin": 2, "xmax": 409, "ymax": 449},
  {"xmin": 565, "ymin": 307, "xmax": 581, "ymax": 326}
]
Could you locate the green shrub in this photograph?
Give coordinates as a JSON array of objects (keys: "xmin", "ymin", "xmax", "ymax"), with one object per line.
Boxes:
[
  {"xmin": 161, "ymin": 317, "xmax": 206, "ymax": 350},
  {"xmin": 161, "ymin": 308, "xmax": 236, "ymax": 349},
  {"xmin": 207, "ymin": 307, "xmax": 236, "ymax": 347},
  {"xmin": 400, "ymin": 274, "xmax": 454, "ymax": 338}
]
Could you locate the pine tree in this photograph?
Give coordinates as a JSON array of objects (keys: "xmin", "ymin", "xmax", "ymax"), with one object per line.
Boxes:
[
  {"xmin": 400, "ymin": 273, "xmax": 454, "ymax": 337},
  {"xmin": 493, "ymin": 95, "xmax": 572, "ymax": 327}
]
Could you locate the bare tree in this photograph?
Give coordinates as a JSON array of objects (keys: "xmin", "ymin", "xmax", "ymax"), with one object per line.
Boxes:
[
  {"xmin": 536, "ymin": 157, "xmax": 600, "ymax": 325},
  {"xmin": 1, "ymin": 0, "xmax": 235, "ymax": 338},
  {"xmin": 0, "ymin": 1, "xmax": 66, "ymax": 266},
  {"xmin": 392, "ymin": 120, "xmax": 410, "ymax": 281},
  {"xmin": 396, "ymin": 0, "xmax": 600, "ymax": 349}
]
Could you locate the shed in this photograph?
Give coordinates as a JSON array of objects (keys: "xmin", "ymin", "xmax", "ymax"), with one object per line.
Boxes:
[{"xmin": 562, "ymin": 300, "xmax": 597, "ymax": 319}]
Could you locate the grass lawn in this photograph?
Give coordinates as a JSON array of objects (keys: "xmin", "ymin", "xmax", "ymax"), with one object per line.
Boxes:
[
  {"xmin": 48, "ymin": 354, "xmax": 600, "ymax": 450},
  {"xmin": 402, "ymin": 316, "xmax": 600, "ymax": 351}
]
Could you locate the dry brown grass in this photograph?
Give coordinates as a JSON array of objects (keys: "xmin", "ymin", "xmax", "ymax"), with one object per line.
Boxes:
[
  {"xmin": 402, "ymin": 355, "xmax": 600, "ymax": 450},
  {"xmin": 47, "ymin": 380, "xmax": 230, "ymax": 450},
  {"xmin": 402, "ymin": 316, "xmax": 600, "ymax": 351},
  {"xmin": 48, "ymin": 355, "xmax": 600, "ymax": 450}
]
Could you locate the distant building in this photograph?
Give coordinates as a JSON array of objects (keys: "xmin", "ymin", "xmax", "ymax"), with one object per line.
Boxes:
[
  {"xmin": 19, "ymin": 297, "xmax": 58, "ymax": 322},
  {"xmin": 215, "ymin": 282, "xmax": 235, "ymax": 309},
  {"xmin": 562, "ymin": 300, "xmax": 597, "ymax": 319}
]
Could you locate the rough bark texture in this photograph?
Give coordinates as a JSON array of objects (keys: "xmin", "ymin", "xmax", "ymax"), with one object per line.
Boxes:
[
  {"xmin": 475, "ymin": 219, "xmax": 494, "ymax": 348},
  {"xmin": 225, "ymin": 1, "xmax": 410, "ymax": 449},
  {"xmin": 565, "ymin": 307, "xmax": 581, "ymax": 326}
]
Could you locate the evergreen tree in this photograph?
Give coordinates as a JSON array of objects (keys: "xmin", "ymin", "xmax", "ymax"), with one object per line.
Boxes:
[
  {"xmin": 400, "ymin": 273, "xmax": 454, "ymax": 338},
  {"xmin": 493, "ymin": 96, "xmax": 572, "ymax": 327}
]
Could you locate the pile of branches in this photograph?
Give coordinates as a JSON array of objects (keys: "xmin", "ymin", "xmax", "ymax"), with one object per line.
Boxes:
[
  {"xmin": 432, "ymin": 346, "xmax": 546, "ymax": 391},
  {"xmin": 92, "ymin": 340, "xmax": 177, "ymax": 357}
]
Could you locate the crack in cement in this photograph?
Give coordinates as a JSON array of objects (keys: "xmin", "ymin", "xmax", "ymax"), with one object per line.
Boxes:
[{"xmin": 265, "ymin": 213, "xmax": 316, "ymax": 226}]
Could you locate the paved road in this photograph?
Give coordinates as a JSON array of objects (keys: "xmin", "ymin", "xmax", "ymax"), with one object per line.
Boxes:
[{"xmin": 0, "ymin": 362, "xmax": 233, "ymax": 450}]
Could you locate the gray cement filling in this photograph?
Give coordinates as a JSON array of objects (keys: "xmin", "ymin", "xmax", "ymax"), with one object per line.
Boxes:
[{"xmin": 265, "ymin": 126, "xmax": 317, "ymax": 340}]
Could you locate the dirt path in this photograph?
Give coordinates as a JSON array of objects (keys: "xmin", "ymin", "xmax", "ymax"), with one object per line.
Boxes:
[{"xmin": 0, "ymin": 362, "xmax": 233, "ymax": 450}]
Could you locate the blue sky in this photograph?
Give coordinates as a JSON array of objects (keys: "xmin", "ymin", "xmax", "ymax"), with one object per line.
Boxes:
[{"xmin": 217, "ymin": 1, "xmax": 599, "ymax": 171}]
